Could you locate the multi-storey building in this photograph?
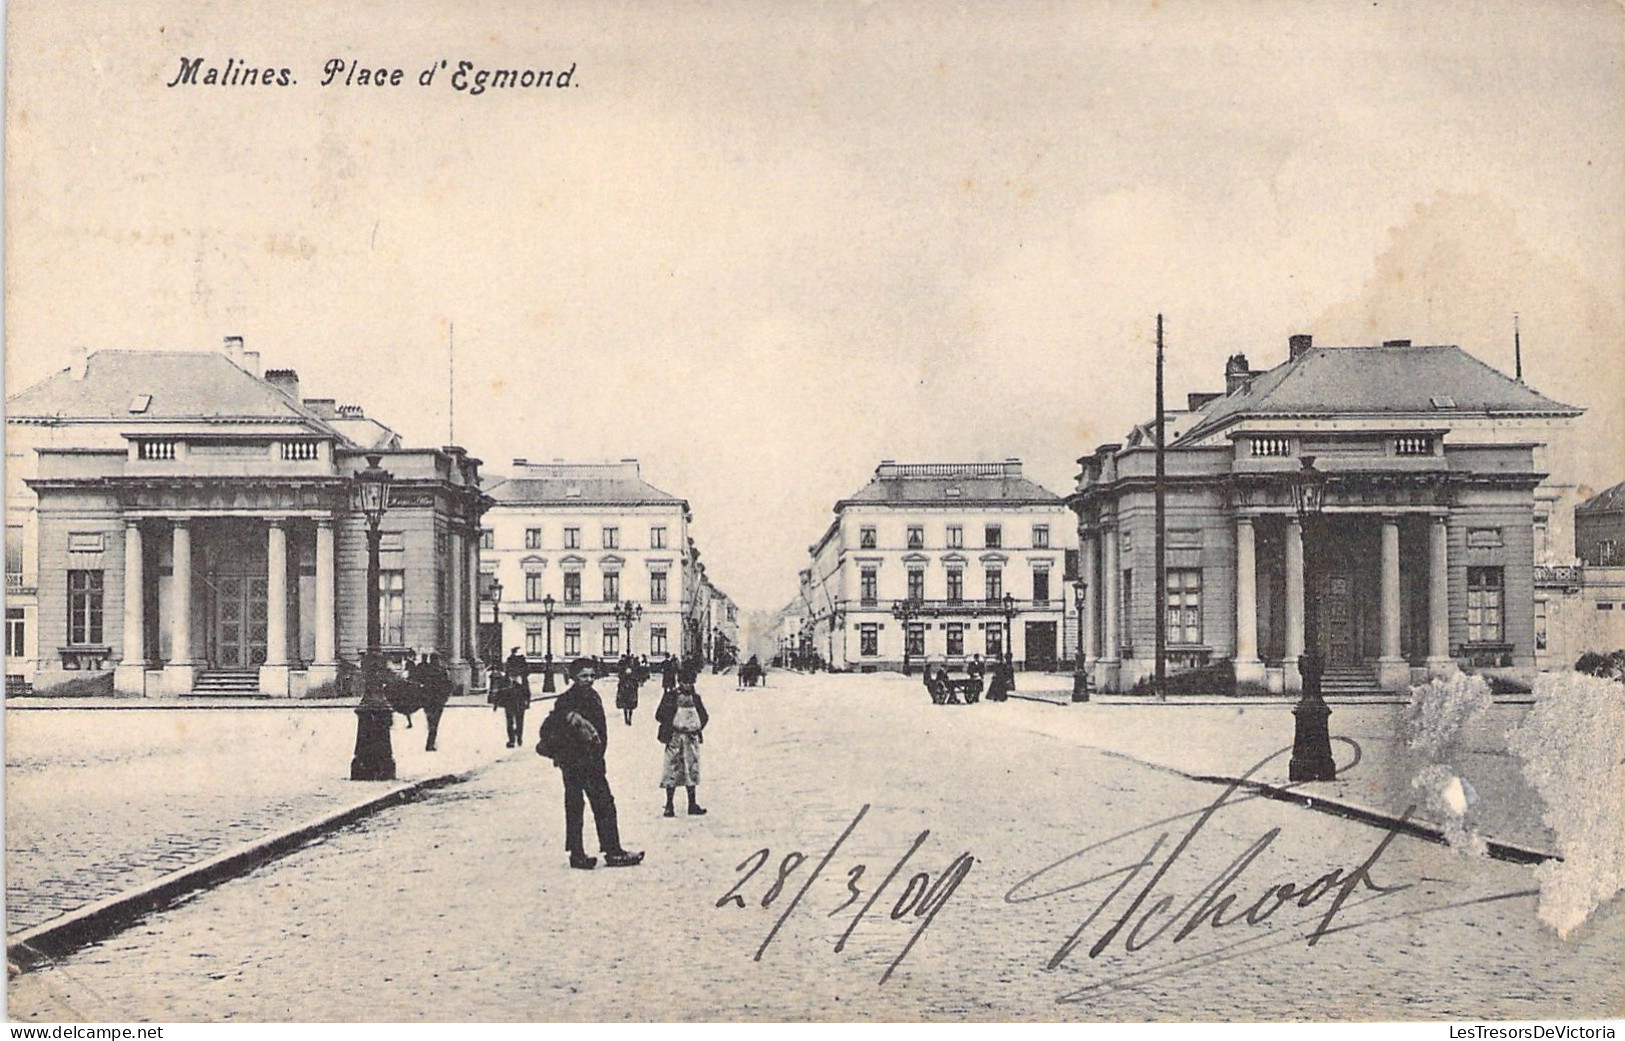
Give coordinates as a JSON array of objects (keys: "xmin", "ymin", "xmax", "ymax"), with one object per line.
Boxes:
[
  {"xmin": 799, "ymin": 460, "xmax": 1077, "ymax": 672},
  {"xmin": 5, "ymin": 338, "xmax": 489, "ymax": 697},
  {"xmin": 1537, "ymin": 478, "xmax": 1625, "ymax": 671},
  {"xmin": 480, "ymin": 460, "xmax": 704, "ymax": 673},
  {"xmin": 1069, "ymin": 334, "xmax": 1583, "ymax": 694}
]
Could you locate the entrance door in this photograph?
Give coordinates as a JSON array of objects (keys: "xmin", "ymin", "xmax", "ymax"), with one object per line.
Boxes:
[
  {"xmin": 1024, "ymin": 621, "xmax": 1058, "ymax": 670},
  {"xmin": 1323, "ymin": 572, "xmax": 1356, "ymax": 666},
  {"xmin": 214, "ymin": 576, "xmax": 268, "ymax": 668}
]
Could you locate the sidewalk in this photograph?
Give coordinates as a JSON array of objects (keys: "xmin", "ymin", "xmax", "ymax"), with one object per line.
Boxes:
[{"xmin": 5, "ymin": 701, "xmax": 515, "ymax": 966}]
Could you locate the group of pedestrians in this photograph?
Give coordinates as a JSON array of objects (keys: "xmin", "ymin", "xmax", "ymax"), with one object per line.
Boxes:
[{"xmin": 531, "ymin": 653, "xmax": 713, "ymax": 870}]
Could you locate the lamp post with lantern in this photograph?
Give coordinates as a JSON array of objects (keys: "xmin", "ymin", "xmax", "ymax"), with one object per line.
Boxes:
[
  {"xmin": 890, "ymin": 598, "xmax": 919, "ymax": 675},
  {"xmin": 615, "ymin": 599, "xmax": 643, "ymax": 657},
  {"xmin": 1072, "ymin": 580, "xmax": 1090, "ymax": 702},
  {"xmin": 1002, "ymin": 592, "xmax": 1017, "ymax": 668},
  {"xmin": 541, "ymin": 593, "xmax": 557, "ymax": 692},
  {"xmin": 349, "ymin": 454, "xmax": 396, "ymax": 782},
  {"xmin": 1290, "ymin": 455, "xmax": 1336, "ymax": 782}
]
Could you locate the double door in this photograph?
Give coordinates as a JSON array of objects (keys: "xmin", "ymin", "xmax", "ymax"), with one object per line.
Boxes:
[{"xmin": 212, "ymin": 575, "xmax": 268, "ymax": 668}]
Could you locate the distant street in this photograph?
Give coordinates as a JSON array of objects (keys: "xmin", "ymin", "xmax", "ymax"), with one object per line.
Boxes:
[{"xmin": 10, "ymin": 673, "xmax": 1621, "ymax": 1022}]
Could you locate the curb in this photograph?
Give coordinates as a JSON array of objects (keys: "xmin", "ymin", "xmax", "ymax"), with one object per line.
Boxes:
[
  {"xmin": 6, "ymin": 765, "xmax": 486, "ymax": 974},
  {"xmin": 1184, "ymin": 773, "xmax": 1560, "ymax": 866}
]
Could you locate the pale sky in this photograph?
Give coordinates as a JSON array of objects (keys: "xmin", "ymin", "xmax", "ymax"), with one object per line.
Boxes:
[{"xmin": 7, "ymin": 0, "xmax": 1623, "ymax": 614}]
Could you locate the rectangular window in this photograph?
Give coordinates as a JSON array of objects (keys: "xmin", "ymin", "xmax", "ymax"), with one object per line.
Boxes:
[
  {"xmin": 650, "ymin": 525, "xmax": 667, "ymax": 549},
  {"xmin": 860, "ymin": 526, "xmax": 877, "ymax": 549},
  {"xmin": 1032, "ymin": 570, "xmax": 1050, "ymax": 605},
  {"xmin": 6, "ymin": 608, "xmax": 25, "ymax": 658},
  {"xmin": 859, "ymin": 624, "xmax": 879, "ymax": 657},
  {"xmin": 860, "ymin": 569, "xmax": 878, "ymax": 606},
  {"xmin": 525, "ymin": 573, "xmax": 544, "ymax": 602},
  {"xmin": 68, "ymin": 570, "xmax": 104, "ymax": 645},
  {"xmin": 1166, "ymin": 569, "xmax": 1202, "ymax": 645},
  {"xmin": 650, "ymin": 625, "xmax": 669, "ymax": 656},
  {"xmin": 480, "ymin": 528, "xmax": 494, "ymax": 550},
  {"xmin": 985, "ymin": 624, "xmax": 1003, "ymax": 659},
  {"xmin": 907, "ymin": 568, "xmax": 925, "ymax": 602},
  {"xmin": 563, "ymin": 527, "xmax": 581, "ymax": 549},
  {"xmin": 1534, "ymin": 601, "xmax": 1548, "ymax": 652},
  {"xmin": 525, "ymin": 627, "xmax": 544, "ymax": 657},
  {"xmin": 985, "ymin": 569, "xmax": 1002, "ymax": 601},
  {"xmin": 946, "ymin": 624, "xmax": 964, "ymax": 657},
  {"xmin": 563, "ymin": 625, "xmax": 581, "ymax": 656},
  {"xmin": 907, "ymin": 526, "xmax": 924, "ymax": 549},
  {"xmin": 947, "ymin": 525, "xmax": 963, "ymax": 549},
  {"xmin": 650, "ymin": 571, "xmax": 668, "ymax": 604},
  {"xmin": 603, "ymin": 572, "xmax": 620, "ymax": 603},
  {"xmin": 1467, "ymin": 567, "xmax": 1504, "ymax": 643},
  {"xmin": 985, "ymin": 525, "xmax": 1002, "ymax": 549},
  {"xmin": 525, "ymin": 527, "xmax": 542, "ymax": 549},
  {"xmin": 1121, "ymin": 570, "xmax": 1133, "ymax": 652},
  {"xmin": 563, "ymin": 572, "xmax": 582, "ymax": 604},
  {"xmin": 380, "ymin": 570, "xmax": 405, "ymax": 646},
  {"xmin": 1032, "ymin": 525, "xmax": 1050, "ymax": 549},
  {"xmin": 602, "ymin": 526, "xmax": 619, "ymax": 550},
  {"xmin": 603, "ymin": 626, "xmax": 620, "ymax": 656},
  {"xmin": 946, "ymin": 570, "xmax": 963, "ymax": 603},
  {"xmin": 906, "ymin": 623, "xmax": 925, "ymax": 657},
  {"xmin": 5, "ymin": 525, "xmax": 23, "ymax": 575}
]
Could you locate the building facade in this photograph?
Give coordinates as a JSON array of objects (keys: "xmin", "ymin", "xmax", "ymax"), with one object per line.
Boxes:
[
  {"xmin": 6, "ymin": 339, "xmax": 489, "ymax": 697},
  {"xmin": 1537, "ymin": 479, "xmax": 1625, "ymax": 670},
  {"xmin": 800, "ymin": 460, "xmax": 1077, "ymax": 672},
  {"xmin": 1070, "ymin": 335, "xmax": 1582, "ymax": 694},
  {"xmin": 480, "ymin": 460, "xmax": 706, "ymax": 672}
]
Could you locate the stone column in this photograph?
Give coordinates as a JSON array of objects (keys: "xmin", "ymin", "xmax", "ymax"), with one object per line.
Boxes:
[
  {"xmin": 261, "ymin": 520, "xmax": 291, "ymax": 696},
  {"xmin": 1234, "ymin": 515, "xmax": 1265, "ymax": 688},
  {"xmin": 115, "ymin": 520, "xmax": 147, "ymax": 695},
  {"xmin": 1099, "ymin": 526, "xmax": 1121, "ymax": 691},
  {"xmin": 466, "ymin": 534, "xmax": 480, "ymax": 663},
  {"xmin": 1081, "ymin": 534, "xmax": 1098, "ymax": 664},
  {"xmin": 1284, "ymin": 516, "xmax": 1304, "ymax": 692},
  {"xmin": 1426, "ymin": 514, "xmax": 1455, "ymax": 677},
  {"xmin": 163, "ymin": 520, "xmax": 197, "ymax": 695},
  {"xmin": 1376, "ymin": 515, "xmax": 1409, "ymax": 690},
  {"xmin": 307, "ymin": 517, "xmax": 339, "ymax": 692},
  {"xmin": 447, "ymin": 529, "xmax": 471, "ymax": 693}
]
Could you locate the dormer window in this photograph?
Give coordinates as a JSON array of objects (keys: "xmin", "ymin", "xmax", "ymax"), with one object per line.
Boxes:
[
  {"xmin": 1429, "ymin": 396, "xmax": 1457, "ymax": 410},
  {"xmin": 128, "ymin": 394, "xmax": 152, "ymax": 414},
  {"xmin": 565, "ymin": 484, "xmax": 582, "ymax": 498}
]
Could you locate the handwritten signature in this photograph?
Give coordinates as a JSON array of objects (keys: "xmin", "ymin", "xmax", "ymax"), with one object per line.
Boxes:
[
  {"xmin": 1007, "ymin": 742, "xmax": 1538, "ymax": 1003},
  {"xmin": 715, "ymin": 804, "xmax": 975, "ymax": 984}
]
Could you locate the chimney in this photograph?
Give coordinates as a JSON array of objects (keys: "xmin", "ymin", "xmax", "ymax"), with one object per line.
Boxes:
[
  {"xmin": 1289, "ymin": 334, "xmax": 1313, "ymax": 360},
  {"xmin": 1382, "ymin": 339, "xmax": 1412, "ymax": 348},
  {"xmin": 1188, "ymin": 391, "xmax": 1221, "ymax": 411},
  {"xmin": 876, "ymin": 459, "xmax": 898, "ymax": 478},
  {"xmin": 1225, "ymin": 353, "xmax": 1252, "ymax": 395},
  {"xmin": 1003, "ymin": 457, "xmax": 1023, "ymax": 475},
  {"xmin": 242, "ymin": 350, "xmax": 261, "ymax": 376},
  {"xmin": 513, "ymin": 458, "xmax": 529, "ymax": 467},
  {"xmin": 264, "ymin": 368, "xmax": 300, "ymax": 400},
  {"xmin": 70, "ymin": 345, "xmax": 90, "ymax": 380},
  {"xmin": 302, "ymin": 397, "xmax": 338, "ymax": 419},
  {"xmin": 337, "ymin": 404, "xmax": 365, "ymax": 419}
]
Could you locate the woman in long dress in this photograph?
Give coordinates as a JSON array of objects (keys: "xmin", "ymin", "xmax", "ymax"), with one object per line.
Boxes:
[{"xmin": 655, "ymin": 680, "xmax": 709, "ymax": 817}]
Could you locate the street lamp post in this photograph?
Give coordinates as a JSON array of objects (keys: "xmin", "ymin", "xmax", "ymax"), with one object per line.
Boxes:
[
  {"xmin": 1002, "ymin": 592, "xmax": 1016, "ymax": 668},
  {"xmin": 488, "ymin": 577, "xmax": 503, "ymax": 668},
  {"xmin": 541, "ymin": 593, "xmax": 557, "ymax": 692},
  {"xmin": 1290, "ymin": 456, "xmax": 1336, "ymax": 782},
  {"xmin": 350, "ymin": 454, "xmax": 396, "ymax": 781},
  {"xmin": 890, "ymin": 598, "xmax": 919, "ymax": 675},
  {"xmin": 615, "ymin": 599, "xmax": 643, "ymax": 657},
  {"xmin": 1072, "ymin": 581, "xmax": 1090, "ymax": 702}
]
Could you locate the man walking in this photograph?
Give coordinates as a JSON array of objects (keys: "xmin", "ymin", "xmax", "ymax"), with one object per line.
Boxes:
[{"xmin": 539, "ymin": 658, "xmax": 644, "ymax": 870}]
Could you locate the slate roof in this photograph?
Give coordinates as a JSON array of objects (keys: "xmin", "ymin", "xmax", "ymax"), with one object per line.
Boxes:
[
  {"xmin": 484, "ymin": 462, "xmax": 686, "ymax": 506},
  {"xmin": 839, "ymin": 462, "xmax": 1062, "ymax": 506},
  {"xmin": 6, "ymin": 351, "xmax": 334, "ymax": 424},
  {"xmin": 1177, "ymin": 344, "xmax": 1581, "ymax": 445},
  {"xmin": 1577, "ymin": 479, "xmax": 1625, "ymax": 516}
]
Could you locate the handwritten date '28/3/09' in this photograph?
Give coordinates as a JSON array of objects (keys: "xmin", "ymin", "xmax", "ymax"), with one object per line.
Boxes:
[{"xmin": 716, "ymin": 805, "xmax": 976, "ymax": 985}]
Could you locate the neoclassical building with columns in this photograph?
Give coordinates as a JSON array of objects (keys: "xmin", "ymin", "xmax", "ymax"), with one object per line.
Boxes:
[
  {"xmin": 1069, "ymin": 335, "xmax": 1582, "ymax": 694},
  {"xmin": 7, "ymin": 339, "xmax": 489, "ymax": 697}
]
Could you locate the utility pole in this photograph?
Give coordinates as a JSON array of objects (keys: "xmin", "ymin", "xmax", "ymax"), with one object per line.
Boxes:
[
  {"xmin": 1154, "ymin": 314, "xmax": 1167, "ymax": 702},
  {"xmin": 448, "ymin": 322, "xmax": 456, "ymax": 443},
  {"xmin": 1514, "ymin": 312, "xmax": 1523, "ymax": 383}
]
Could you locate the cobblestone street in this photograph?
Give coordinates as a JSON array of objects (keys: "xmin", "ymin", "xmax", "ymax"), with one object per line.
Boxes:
[{"xmin": 8, "ymin": 673, "xmax": 1621, "ymax": 1022}]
